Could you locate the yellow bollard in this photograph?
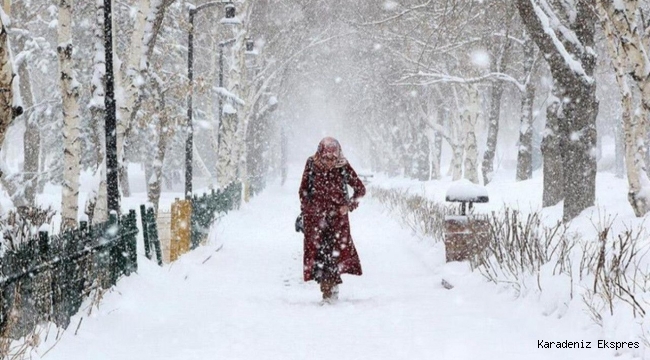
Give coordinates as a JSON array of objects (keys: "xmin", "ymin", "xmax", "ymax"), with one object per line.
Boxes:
[{"xmin": 170, "ymin": 199, "xmax": 192, "ymax": 261}]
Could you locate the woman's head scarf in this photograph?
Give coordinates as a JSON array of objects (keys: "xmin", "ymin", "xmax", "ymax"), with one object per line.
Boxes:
[{"xmin": 314, "ymin": 137, "xmax": 347, "ymax": 169}]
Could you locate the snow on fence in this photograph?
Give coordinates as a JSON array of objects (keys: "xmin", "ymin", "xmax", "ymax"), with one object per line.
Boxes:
[
  {"xmin": 0, "ymin": 181, "xmax": 243, "ymax": 349},
  {"xmin": 0, "ymin": 211, "xmax": 138, "ymax": 340}
]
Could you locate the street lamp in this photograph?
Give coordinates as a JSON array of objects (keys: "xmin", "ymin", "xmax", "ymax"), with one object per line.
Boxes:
[
  {"xmin": 104, "ymin": 0, "xmax": 119, "ymax": 215},
  {"xmin": 186, "ymin": 1, "xmax": 238, "ymax": 200}
]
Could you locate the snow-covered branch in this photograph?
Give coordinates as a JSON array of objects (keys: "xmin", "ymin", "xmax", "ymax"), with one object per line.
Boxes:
[
  {"xmin": 359, "ymin": 0, "xmax": 433, "ymax": 26},
  {"xmin": 398, "ymin": 71, "xmax": 525, "ymax": 92}
]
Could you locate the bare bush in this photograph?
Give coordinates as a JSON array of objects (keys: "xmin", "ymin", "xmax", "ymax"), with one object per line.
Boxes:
[
  {"xmin": 473, "ymin": 208, "xmax": 573, "ymax": 291},
  {"xmin": 584, "ymin": 216, "xmax": 648, "ymax": 319},
  {"xmin": 372, "ymin": 186, "xmax": 649, "ymax": 338},
  {"xmin": 0, "ymin": 206, "xmax": 55, "ymax": 251},
  {"xmin": 371, "ymin": 187, "xmax": 451, "ymax": 242}
]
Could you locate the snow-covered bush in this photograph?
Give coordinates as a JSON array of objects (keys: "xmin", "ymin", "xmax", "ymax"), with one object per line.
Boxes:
[{"xmin": 372, "ymin": 187, "xmax": 650, "ymax": 355}]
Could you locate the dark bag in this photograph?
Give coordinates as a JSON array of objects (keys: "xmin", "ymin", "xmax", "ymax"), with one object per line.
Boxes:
[{"xmin": 295, "ymin": 214, "xmax": 304, "ymax": 233}]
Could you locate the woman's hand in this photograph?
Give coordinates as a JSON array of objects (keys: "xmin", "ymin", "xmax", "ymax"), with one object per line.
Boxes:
[{"xmin": 339, "ymin": 205, "xmax": 349, "ymax": 215}]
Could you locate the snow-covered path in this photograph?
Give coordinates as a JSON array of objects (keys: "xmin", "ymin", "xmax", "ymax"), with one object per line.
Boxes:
[{"xmin": 33, "ymin": 181, "xmax": 627, "ymax": 360}]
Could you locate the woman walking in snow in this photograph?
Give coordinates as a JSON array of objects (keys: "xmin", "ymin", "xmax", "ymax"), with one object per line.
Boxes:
[{"xmin": 298, "ymin": 137, "xmax": 366, "ymax": 304}]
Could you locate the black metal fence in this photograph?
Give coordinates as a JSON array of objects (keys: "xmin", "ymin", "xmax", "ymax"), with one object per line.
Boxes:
[
  {"xmin": 190, "ymin": 182, "xmax": 242, "ymax": 248},
  {"xmin": 140, "ymin": 205, "xmax": 163, "ymax": 266},
  {"xmin": 0, "ymin": 182, "xmax": 244, "ymax": 340},
  {"xmin": 0, "ymin": 210, "xmax": 138, "ymax": 339}
]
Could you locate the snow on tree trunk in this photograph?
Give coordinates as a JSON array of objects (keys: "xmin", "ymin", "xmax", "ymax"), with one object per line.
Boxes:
[
  {"xmin": 516, "ymin": 81, "xmax": 536, "ymax": 182},
  {"xmin": 463, "ymin": 87, "xmax": 480, "ymax": 184},
  {"xmin": 58, "ymin": 0, "xmax": 81, "ymax": 231},
  {"xmin": 430, "ymin": 105, "xmax": 444, "ymax": 180},
  {"xmin": 148, "ymin": 113, "xmax": 171, "ymax": 213},
  {"xmin": 481, "ymin": 81, "xmax": 503, "ymax": 185},
  {"xmin": 246, "ymin": 93, "xmax": 278, "ymax": 192},
  {"xmin": 217, "ymin": 109, "xmax": 239, "ymax": 187},
  {"xmin": 94, "ymin": 163, "xmax": 108, "ymax": 224},
  {"xmin": 0, "ymin": 6, "xmax": 30, "ymax": 208},
  {"xmin": 16, "ymin": 43, "xmax": 39, "ymax": 206},
  {"xmin": 86, "ymin": 0, "xmax": 107, "ymax": 225},
  {"xmin": 137, "ymin": 0, "xmax": 173, "ymax": 205},
  {"xmin": 614, "ymin": 120, "xmax": 624, "ymax": 178},
  {"xmin": 115, "ymin": 0, "xmax": 150, "ymax": 198},
  {"xmin": 218, "ymin": 3, "xmax": 250, "ymax": 189},
  {"xmin": 542, "ymin": 88, "xmax": 564, "ymax": 207},
  {"xmin": 450, "ymin": 115, "xmax": 464, "ymax": 181},
  {"xmin": 0, "ymin": 8, "xmax": 16, "ymax": 154},
  {"xmin": 412, "ymin": 115, "xmax": 430, "ymax": 181},
  {"xmin": 516, "ymin": 35, "xmax": 537, "ymax": 182},
  {"xmin": 447, "ymin": 87, "xmax": 463, "ymax": 180},
  {"xmin": 598, "ymin": 0, "xmax": 650, "ymax": 216},
  {"xmin": 516, "ymin": 0, "xmax": 599, "ymax": 222}
]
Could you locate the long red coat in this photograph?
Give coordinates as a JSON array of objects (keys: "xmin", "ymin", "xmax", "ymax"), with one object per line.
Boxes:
[{"xmin": 299, "ymin": 157, "xmax": 366, "ymax": 282}]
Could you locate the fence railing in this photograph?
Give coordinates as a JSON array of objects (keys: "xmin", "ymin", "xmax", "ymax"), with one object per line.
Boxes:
[
  {"xmin": 0, "ymin": 181, "xmax": 244, "ymax": 341},
  {"xmin": 136, "ymin": 182, "xmax": 243, "ymax": 264},
  {"xmin": 0, "ymin": 210, "xmax": 138, "ymax": 339},
  {"xmin": 190, "ymin": 182, "xmax": 242, "ymax": 249},
  {"xmin": 140, "ymin": 205, "xmax": 163, "ymax": 266}
]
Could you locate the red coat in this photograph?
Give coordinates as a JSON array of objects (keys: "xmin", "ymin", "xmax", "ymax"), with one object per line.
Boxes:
[{"xmin": 299, "ymin": 157, "xmax": 366, "ymax": 282}]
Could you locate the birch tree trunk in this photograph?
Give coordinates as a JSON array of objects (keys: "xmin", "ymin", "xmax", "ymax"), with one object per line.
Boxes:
[
  {"xmin": 0, "ymin": 8, "xmax": 15, "ymax": 152},
  {"xmin": 16, "ymin": 40, "xmax": 39, "ymax": 206},
  {"xmin": 218, "ymin": 5, "xmax": 249, "ymax": 188},
  {"xmin": 218, "ymin": 109, "xmax": 239, "ymax": 186},
  {"xmin": 450, "ymin": 114, "xmax": 464, "ymax": 181},
  {"xmin": 598, "ymin": 0, "xmax": 650, "ymax": 216},
  {"xmin": 148, "ymin": 111, "xmax": 172, "ymax": 212},
  {"xmin": 431, "ymin": 106, "xmax": 443, "ymax": 180},
  {"xmin": 516, "ymin": 35, "xmax": 537, "ymax": 181},
  {"xmin": 87, "ymin": 0, "xmax": 107, "ymax": 225},
  {"xmin": 58, "ymin": 0, "xmax": 81, "ymax": 230},
  {"xmin": 481, "ymin": 81, "xmax": 503, "ymax": 185},
  {"xmin": 463, "ymin": 87, "xmax": 480, "ymax": 184},
  {"xmin": 614, "ymin": 121, "xmax": 624, "ymax": 178},
  {"xmin": 447, "ymin": 87, "xmax": 463, "ymax": 180},
  {"xmin": 115, "ymin": 0, "xmax": 151, "ymax": 198}
]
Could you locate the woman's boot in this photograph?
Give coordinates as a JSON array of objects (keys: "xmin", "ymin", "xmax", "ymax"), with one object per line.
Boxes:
[{"xmin": 320, "ymin": 280, "xmax": 333, "ymax": 303}]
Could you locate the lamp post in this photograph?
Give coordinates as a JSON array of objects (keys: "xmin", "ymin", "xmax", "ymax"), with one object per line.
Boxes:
[
  {"xmin": 104, "ymin": 0, "xmax": 119, "ymax": 215},
  {"xmin": 186, "ymin": 1, "xmax": 237, "ymax": 200}
]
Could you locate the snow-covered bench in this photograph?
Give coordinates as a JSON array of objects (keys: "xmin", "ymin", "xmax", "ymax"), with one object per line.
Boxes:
[
  {"xmin": 444, "ymin": 180, "xmax": 490, "ymax": 263},
  {"xmin": 444, "ymin": 179, "xmax": 489, "ymax": 215}
]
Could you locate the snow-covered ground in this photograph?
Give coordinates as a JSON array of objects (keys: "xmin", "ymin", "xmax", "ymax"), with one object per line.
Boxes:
[{"xmin": 27, "ymin": 164, "xmax": 643, "ymax": 360}]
